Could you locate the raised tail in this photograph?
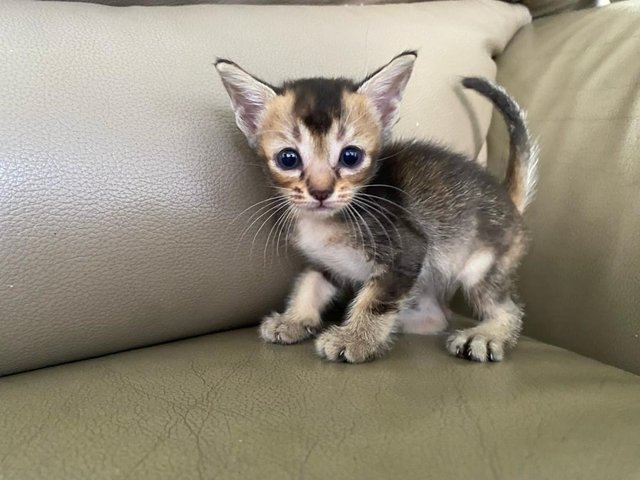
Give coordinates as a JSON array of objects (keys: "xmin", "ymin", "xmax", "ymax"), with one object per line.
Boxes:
[{"xmin": 462, "ymin": 77, "xmax": 538, "ymax": 213}]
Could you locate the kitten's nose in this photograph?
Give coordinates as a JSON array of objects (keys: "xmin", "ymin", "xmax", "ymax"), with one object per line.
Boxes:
[{"xmin": 308, "ymin": 187, "xmax": 333, "ymax": 202}]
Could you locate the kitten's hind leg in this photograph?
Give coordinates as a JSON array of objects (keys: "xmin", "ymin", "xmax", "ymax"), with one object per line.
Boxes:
[
  {"xmin": 446, "ymin": 279, "xmax": 522, "ymax": 363},
  {"xmin": 260, "ymin": 269, "xmax": 338, "ymax": 344},
  {"xmin": 446, "ymin": 244, "xmax": 525, "ymax": 362},
  {"xmin": 397, "ymin": 294, "xmax": 448, "ymax": 335}
]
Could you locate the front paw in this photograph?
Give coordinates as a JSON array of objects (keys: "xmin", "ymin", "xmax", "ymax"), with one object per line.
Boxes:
[
  {"xmin": 314, "ymin": 325, "xmax": 389, "ymax": 363},
  {"xmin": 259, "ymin": 312, "xmax": 320, "ymax": 345}
]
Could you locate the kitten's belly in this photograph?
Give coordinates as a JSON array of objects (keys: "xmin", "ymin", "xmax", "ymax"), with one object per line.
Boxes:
[{"xmin": 295, "ymin": 217, "xmax": 372, "ymax": 283}]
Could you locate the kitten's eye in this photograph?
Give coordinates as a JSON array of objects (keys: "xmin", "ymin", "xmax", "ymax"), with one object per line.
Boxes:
[
  {"xmin": 339, "ymin": 146, "xmax": 363, "ymax": 168},
  {"xmin": 275, "ymin": 148, "xmax": 301, "ymax": 170}
]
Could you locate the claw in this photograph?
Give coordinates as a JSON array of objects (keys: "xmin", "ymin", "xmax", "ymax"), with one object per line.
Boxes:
[
  {"xmin": 487, "ymin": 346, "xmax": 495, "ymax": 362},
  {"xmin": 455, "ymin": 346, "xmax": 463, "ymax": 357},
  {"xmin": 305, "ymin": 326, "xmax": 315, "ymax": 336},
  {"xmin": 338, "ymin": 349, "xmax": 346, "ymax": 361},
  {"xmin": 463, "ymin": 340, "xmax": 473, "ymax": 360},
  {"xmin": 275, "ymin": 332, "xmax": 282, "ymax": 343}
]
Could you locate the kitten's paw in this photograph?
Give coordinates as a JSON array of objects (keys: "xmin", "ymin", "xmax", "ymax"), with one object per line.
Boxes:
[
  {"xmin": 314, "ymin": 326, "xmax": 388, "ymax": 363},
  {"xmin": 259, "ymin": 312, "xmax": 320, "ymax": 345},
  {"xmin": 446, "ymin": 330, "xmax": 507, "ymax": 363}
]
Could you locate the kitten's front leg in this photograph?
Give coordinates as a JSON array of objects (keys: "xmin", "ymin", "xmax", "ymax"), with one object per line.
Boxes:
[
  {"xmin": 315, "ymin": 268, "xmax": 417, "ymax": 363},
  {"xmin": 260, "ymin": 269, "xmax": 338, "ymax": 344}
]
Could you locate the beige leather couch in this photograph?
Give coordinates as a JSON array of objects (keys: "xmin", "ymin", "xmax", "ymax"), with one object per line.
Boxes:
[{"xmin": 1, "ymin": 1, "xmax": 639, "ymax": 478}]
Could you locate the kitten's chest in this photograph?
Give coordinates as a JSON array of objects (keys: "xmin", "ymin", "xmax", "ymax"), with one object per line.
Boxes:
[{"xmin": 294, "ymin": 217, "xmax": 372, "ymax": 283}]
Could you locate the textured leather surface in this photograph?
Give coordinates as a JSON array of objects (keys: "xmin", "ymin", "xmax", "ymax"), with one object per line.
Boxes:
[
  {"xmin": 54, "ymin": 0, "xmax": 594, "ymax": 18},
  {"xmin": 487, "ymin": 2, "xmax": 640, "ymax": 374},
  {"xmin": 0, "ymin": 0, "xmax": 529, "ymax": 376},
  {"xmin": 1, "ymin": 326, "xmax": 639, "ymax": 479}
]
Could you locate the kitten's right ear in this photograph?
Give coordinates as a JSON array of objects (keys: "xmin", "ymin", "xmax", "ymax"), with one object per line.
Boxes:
[{"xmin": 215, "ymin": 59, "xmax": 276, "ymax": 147}]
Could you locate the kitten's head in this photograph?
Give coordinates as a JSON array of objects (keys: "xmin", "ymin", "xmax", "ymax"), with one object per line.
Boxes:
[{"xmin": 215, "ymin": 51, "xmax": 416, "ymax": 217}]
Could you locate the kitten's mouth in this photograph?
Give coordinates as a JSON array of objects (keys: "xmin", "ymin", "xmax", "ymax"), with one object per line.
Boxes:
[{"xmin": 295, "ymin": 201, "xmax": 344, "ymax": 214}]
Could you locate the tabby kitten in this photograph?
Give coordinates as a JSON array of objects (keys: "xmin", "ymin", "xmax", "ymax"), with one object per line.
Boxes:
[{"xmin": 215, "ymin": 51, "xmax": 537, "ymax": 363}]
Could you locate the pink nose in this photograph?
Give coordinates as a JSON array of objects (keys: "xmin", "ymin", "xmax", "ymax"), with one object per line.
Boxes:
[{"xmin": 308, "ymin": 188, "xmax": 333, "ymax": 202}]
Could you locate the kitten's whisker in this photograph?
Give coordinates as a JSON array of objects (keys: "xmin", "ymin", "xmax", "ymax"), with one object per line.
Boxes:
[
  {"xmin": 349, "ymin": 204, "xmax": 378, "ymax": 261},
  {"xmin": 264, "ymin": 204, "xmax": 290, "ymax": 269},
  {"xmin": 344, "ymin": 205, "xmax": 366, "ymax": 256},
  {"xmin": 354, "ymin": 194, "xmax": 401, "ymax": 223},
  {"xmin": 352, "ymin": 196, "xmax": 402, "ymax": 247},
  {"xmin": 236, "ymin": 205, "xmax": 280, "ymax": 258},
  {"xmin": 352, "ymin": 199, "xmax": 394, "ymax": 253},
  {"xmin": 356, "ymin": 192, "xmax": 419, "ymax": 221},
  {"xmin": 340, "ymin": 207, "xmax": 358, "ymax": 245},
  {"xmin": 275, "ymin": 206, "xmax": 294, "ymax": 261},
  {"xmin": 239, "ymin": 200, "xmax": 287, "ymax": 241},
  {"xmin": 364, "ymin": 184, "xmax": 416, "ymax": 200},
  {"xmin": 272, "ymin": 204, "xmax": 295, "ymax": 264},
  {"xmin": 231, "ymin": 196, "xmax": 284, "ymax": 224},
  {"xmin": 250, "ymin": 202, "xmax": 290, "ymax": 260},
  {"xmin": 375, "ymin": 141, "xmax": 421, "ymax": 164},
  {"xmin": 242, "ymin": 198, "xmax": 286, "ymax": 224},
  {"xmin": 239, "ymin": 198, "xmax": 288, "ymax": 244},
  {"xmin": 283, "ymin": 207, "xmax": 299, "ymax": 258}
]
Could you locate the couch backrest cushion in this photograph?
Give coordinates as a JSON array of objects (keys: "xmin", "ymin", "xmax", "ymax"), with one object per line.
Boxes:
[
  {"xmin": 487, "ymin": 2, "xmax": 640, "ymax": 374},
  {"xmin": 48, "ymin": 0, "xmax": 592, "ymax": 19},
  {"xmin": 0, "ymin": 0, "xmax": 529, "ymax": 375}
]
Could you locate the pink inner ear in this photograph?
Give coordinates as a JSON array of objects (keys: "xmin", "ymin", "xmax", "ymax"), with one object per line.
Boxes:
[
  {"xmin": 367, "ymin": 76, "xmax": 409, "ymax": 128},
  {"xmin": 225, "ymin": 86, "xmax": 269, "ymax": 136},
  {"xmin": 232, "ymin": 94, "xmax": 261, "ymax": 133},
  {"xmin": 375, "ymin": 96, "xmax": 401, "ymax": 128},
  {"xmin": 359, "ymin": 54, "xmax": 415, "ymax": 130},
  {"xmin": 217, "ymin": 62, "xmax": 276, "ymax": 140}
]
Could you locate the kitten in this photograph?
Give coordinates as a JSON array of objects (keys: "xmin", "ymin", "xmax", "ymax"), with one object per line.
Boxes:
[{"xmin": 215, "ymin": 51, "xmax": 537, "ymax": 363}]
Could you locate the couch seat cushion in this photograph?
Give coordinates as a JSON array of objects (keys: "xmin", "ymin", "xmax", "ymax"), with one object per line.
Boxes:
[{"xmin": 1, "ymin": 327, "xmax": 639, "ymax": 479}]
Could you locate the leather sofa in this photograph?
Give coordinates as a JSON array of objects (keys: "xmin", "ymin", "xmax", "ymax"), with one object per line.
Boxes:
[{"xmin": 1, "ymin": 0, "xmax": 639, "ymax": 478}]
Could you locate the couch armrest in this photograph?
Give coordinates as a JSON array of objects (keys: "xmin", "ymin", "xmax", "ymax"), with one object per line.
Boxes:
[{"xmin": 489, "ymin": 1, "xmax": 640, "ymax": 374}]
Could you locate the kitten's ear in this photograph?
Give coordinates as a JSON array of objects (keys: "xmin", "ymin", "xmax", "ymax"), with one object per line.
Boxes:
[
  {"xmin": 215, "ymin": 59, "xmax": 276, "ymax": 146},
  {"xmin": 358, "ymin": 51, "xmax": 417, "ymax": 133}
]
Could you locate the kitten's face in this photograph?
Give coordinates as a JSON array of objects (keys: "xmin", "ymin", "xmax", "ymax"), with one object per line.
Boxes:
[
  {"xmin": 216, "ymin": 52, "xmax": 416, "ymax": 217},
  {"xmin": 257, "ymin": 82, "xmax": 380, "ymax": 216}
]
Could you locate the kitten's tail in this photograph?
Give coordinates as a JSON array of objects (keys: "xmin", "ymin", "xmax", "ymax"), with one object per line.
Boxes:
[{"xmin": 462, "ymin": 77, "xmax": 538, "ymax": 214}]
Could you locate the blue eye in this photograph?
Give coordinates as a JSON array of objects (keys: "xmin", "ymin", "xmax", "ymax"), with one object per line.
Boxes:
[
  {"xmin": 276, "ymin": 149, "xmax": 301, "ymax": 170},
  {"xmin": 339, "ymin": 146, "xmax": 363, "ymax": 168}
]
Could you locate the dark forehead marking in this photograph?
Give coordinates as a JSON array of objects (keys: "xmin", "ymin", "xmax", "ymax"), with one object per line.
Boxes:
[
  {"xmin": 283, "ymin": 78, "xmax": 358, "ymax": 135},
  {"xmin": 292, "ymin": 124, "xmax": 301, "ymax": 141}
]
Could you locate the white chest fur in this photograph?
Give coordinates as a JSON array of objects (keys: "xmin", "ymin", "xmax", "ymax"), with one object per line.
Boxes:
[{"xmin": 294, "ymin": 216, "xmax": 373, "ymax": 283}]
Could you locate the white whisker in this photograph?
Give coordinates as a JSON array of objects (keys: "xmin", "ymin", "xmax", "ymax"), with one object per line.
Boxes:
[
  {"xmin": 230, "ymin": 196, "xmax": 283, "ymax": 224},
  {"xmin": 352, "ymin": 196, "xmax": 402, "ymax": 247},
  {"xmin": 239, "ymin": 198, "xmax": 288, "ymax": 245},
  {"xmin": 352, "ymin": 199, "xmax": 394, "ymax": 252},
  {"xmin": 356, "ymin": 192, "xmax": 418, "ymax": 221},
  {"xmin": 263, "ymin": 204, "xmax": 291, "ymax": 268},
  {"xmin": 250, "ymin": 202, "xmax": 290, "ymax": 259},
  {"xmin": 349, "ymin": 204, "xmax": 378, "ymax": 261}
]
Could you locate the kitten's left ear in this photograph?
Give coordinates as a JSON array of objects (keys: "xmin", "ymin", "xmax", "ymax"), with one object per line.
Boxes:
[
  {"xmin": 358, "ymin": 51, "xmax": 417, "ymax": 133},
  {"xmin": 215, "ymin": 59, "xmax": 276, "ymax": 147}
]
